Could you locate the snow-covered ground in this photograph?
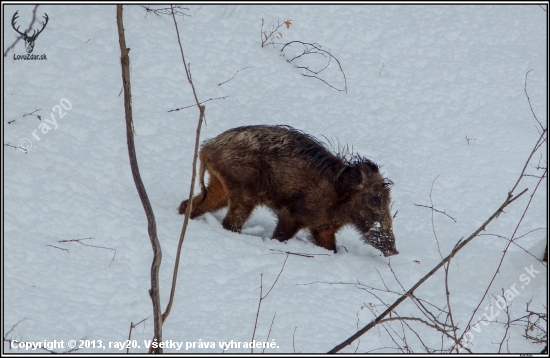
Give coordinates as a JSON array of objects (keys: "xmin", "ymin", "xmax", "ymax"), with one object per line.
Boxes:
[{"xmin": 3, "ymin": 4, "xmax": 547, "ymax": 354}]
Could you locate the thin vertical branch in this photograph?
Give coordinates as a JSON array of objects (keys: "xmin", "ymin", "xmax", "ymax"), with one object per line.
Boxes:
[
  {"xmin": 261, "ymin": 312, "xmax": 277, "ymax": 353},
  {"xmin": 116, "ymin": 5, "xmax": 163, "ymax": 353},
  {"xmin": 161, "ymin": 5, "xmax": 206, "ymax": 325},
  {"xmin": 524, "ymin": 69, "xmax": 544, "ymax": 132},
  {"xmin": 251, "ymin": 255, "xmax": 289, "ymax": 353}
]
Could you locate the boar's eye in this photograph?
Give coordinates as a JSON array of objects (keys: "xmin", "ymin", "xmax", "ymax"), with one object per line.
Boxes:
[{"xmin": 370, "ymin": 196, "xmax": 381, "ymax": 207}]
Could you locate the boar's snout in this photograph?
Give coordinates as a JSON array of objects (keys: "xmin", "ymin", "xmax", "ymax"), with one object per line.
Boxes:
[
  {"xmin": 383, "ymin": 246, "xmax": 399, "ymax": 257},
  {"xmin": 363, "ymin": 226, "xmax": 398, "ymax": 257}
]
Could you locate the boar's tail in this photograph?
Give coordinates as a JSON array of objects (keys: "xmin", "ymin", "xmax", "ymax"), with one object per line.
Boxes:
[{"xmin": 197, "ymin": 159, "xmax": 207, "ymax": 206}]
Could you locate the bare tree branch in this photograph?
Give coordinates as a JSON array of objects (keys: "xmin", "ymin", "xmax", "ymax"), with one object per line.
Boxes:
[
  {"xmin": 218, "ymin": 67, "xmax": 251, "ymax": 86},
  {"xmin": 281, "ymin": 41, "xmax": 347, "ymax": 93},
  {"xmin": 167, "ymin": 96, "xmax": 229, "ymax": 112},
  {"xmin": 414, "ymin": 204, "xmax": 457, "ymax": 223},
  {"xmin": 328, "ymin": 185, "xmax": 528, "ymax": 352},
  {"xmin": 251, "ymin": 255, "xmax": 289, "ymax": 353},
  {"xmin": 3, "ymin": 142, "xmax": 28, "ymax": 154},
  {"xmin": 141, "ymin": 5, "xmax": 189, "ymax": 18},
  {"xmin": 46, "ymin": 244, "xmax": 70, "ymax": 256},
  {"xmin": 261, "ymin": 17, "xmax": 291, "ymax": 48},
  {"xmin": 57, "ymin": 237, "xmax": 116, "ymax": 265},
  {"xmin": 116, "ymin": 5, "xmax": 163, "ymax": 353},
  {"xmin": 524, "ymin": 69, "xmax": 545, "ymax": 132},
  {"xmin": 160, "ymin": 5, "xmax": 207, "ymax": 333},
  {"xmin": 261, "ymin": 312, "xmax": 277, "ymax": 354},
  {"xmin": 126, "ymin": 317, "xmax": 148, "ymax": 354},
  {"xmin": 459, "ymin": 168, "xmax": 547, "ymax": 346},
  {"xmin": 269, "ymin": 248, "xmax": 330, "ymax": 258}
]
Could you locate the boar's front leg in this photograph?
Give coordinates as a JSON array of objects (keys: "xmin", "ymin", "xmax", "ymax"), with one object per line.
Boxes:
[
  {"xmin": 309, "ymin": 226, "xmax": 340, "ymax": 253},
  {"xmin": 272, "ymin": 211, "xmax": 302, "ymax": 243}
]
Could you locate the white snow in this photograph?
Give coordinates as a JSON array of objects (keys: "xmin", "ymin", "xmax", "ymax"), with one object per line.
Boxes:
[{"xmin": 3, "ymin": 4, "xmax": 547, "ymax": 354}]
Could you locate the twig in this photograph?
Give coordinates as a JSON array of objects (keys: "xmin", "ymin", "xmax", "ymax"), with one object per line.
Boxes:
[
  {"xmin": 524, "ymin": 70, "xmax": 545, "ymax": 132},
  {"xmin": 465, "ymin": 135, "xmax": 477, "ymax": 145},
  {"xmin": 414, "ymin": 204, "xmax": 457, "ymax": 223},
  {"xmin": 498, "ymin": 289, "xmax": 512, "ymax": 353},
  {"xmin": 355, "ymin": 311, "xmax": 361, "ymax": 353},
  {"xmin": 126, "ymin": 317, "xmax": 148, "ymax": 354},
  {"xmin": 3, "ymin": 319, "xmax": 26, "ymax": 342},
  {"xmin": 261, "ymin": 312, "xmax": 277, "ymax": 354},
  {"xmin": 261, "ymin": 17, "xmax": 291, "ymax": 48},
  {"xmin": 523, "ymin": 173, "xmax": 547, "ymax": 179},
  {"xmin": 22, "ymin": 108, "xmax": 41, "ymax": 117},
  {"xmin": 3, "ymin": 142, "xmax": 28, "ymax": 154},
  {"xmin": 508, "ymin": 300, "xmax": 547, "ymax": 346},
  {"xmin": 4, "ymin": 320, "xmax": 82, "ymax": 354},
  {"xmin": 427, "ymin": 176, "xmax": 444, "ymax": 258},
  {"xmin": 57, "ymin": 237, "xmax": 116, "ymax": 266},
  {"xmin": 443, "ymin": 243, "xmax": 459, "ymax": 352},
  {"xmin": 167, "ymin": 96, "xmax": 229, "ymax": 112},
  {"xmin": 267, "ymin": 39, "xmax": 347, "ymax": 92},
  {"xmin": 379, "ymin": 63, "xmax": 385, "ymax": 76},
  {"xmin": 159, "ymin": 6, "xmax": 206, "ymax": 331},
  {"xmin": 392, "ymin": 210, "xmax": 398, "ymax": 219},
  {"xmin": 140, "ymin": 5, "xmax": 189, "ymax": 18},
  {"xmin": 292, "ymin": 327, "xmax": 297, "ymax": 353},
  {"xmin": 218, "ymin": 67, "xmax": 251, "ymax": 86},
  {"xmin": 365, "ymin": 346, "xmax": 400, "ymax": 353},
  {"xmin": 46, "ymin": 244, "xmax": 70, "ymax": 256},
  {"xmin": 424, "ymin": 176, "xmax": 460, "ymax": 351},
  {"xmin": 478, "ymin": 231, "xmax": 547, "ymax": 266},
  {"xmin": 251, "ymin": 255, "xmax": 289, "ymax": 353},
  {"xmin": 302, "ymin": 73, "xmax": 346, "ymax": 92},
  {"xmin": 269, "ymin": 248, "xmax": 330, "ymax": 258},
  {"xmin": 378, "ymin": 317, "xmax": 455, "ymax": 342}
]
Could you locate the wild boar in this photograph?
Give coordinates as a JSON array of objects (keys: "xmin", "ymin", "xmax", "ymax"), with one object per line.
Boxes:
[{"xmin": 178, "ymin": 125, "xmax": 398, "ymax": 257}]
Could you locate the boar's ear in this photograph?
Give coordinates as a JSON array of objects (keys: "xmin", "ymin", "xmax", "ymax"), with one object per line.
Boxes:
[
  {"xmin": 383, "ymin": 178, "xmax": 394, "ymax": 188},
  {"xmin": 358, "ymin": 169, "xmax": 369, "ymax": 190},
  {"xmin": 339, "ymin": 164, "xmax": 369, "ymax": 193}
]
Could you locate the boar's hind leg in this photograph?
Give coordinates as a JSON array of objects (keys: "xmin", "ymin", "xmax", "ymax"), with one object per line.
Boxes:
[
  {"xmin": 178, "ymin": 173, "xmax": 228, "ymax": 218},
  {"xmin": 222, "ymin": 196, "xmax": 255, "ymax": 233},
  {"xmin": 310, "ymin": 226, "xmax": 339, "ymax": 253}
]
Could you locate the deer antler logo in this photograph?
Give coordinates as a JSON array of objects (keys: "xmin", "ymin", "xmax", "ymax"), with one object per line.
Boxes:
[{"xmin": 12, "ymin": 11, "xmax": 49, "ymax": 53}]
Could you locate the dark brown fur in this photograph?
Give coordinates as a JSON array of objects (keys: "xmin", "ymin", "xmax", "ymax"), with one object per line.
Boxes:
[{"xmin": 179, "ymin": 125, "xmax": 398, "ymax": 256}]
